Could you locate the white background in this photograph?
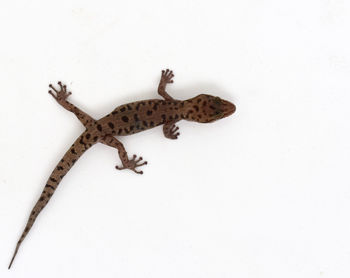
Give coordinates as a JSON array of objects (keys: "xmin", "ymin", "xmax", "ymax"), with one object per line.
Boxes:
[{"xmin": 1, "ymin": 0, "xmax": 350, "ymax": 277}]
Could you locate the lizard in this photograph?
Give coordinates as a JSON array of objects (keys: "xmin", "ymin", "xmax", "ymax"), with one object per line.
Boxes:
[{"xmin": 8, "ymin": 69, "xmax": 236, "ymax": 269}]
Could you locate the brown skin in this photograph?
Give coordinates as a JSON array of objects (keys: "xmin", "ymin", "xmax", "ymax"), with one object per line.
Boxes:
[{"xmin": 8, "ymin": 69, "xmax": 236, "ymax": 269}]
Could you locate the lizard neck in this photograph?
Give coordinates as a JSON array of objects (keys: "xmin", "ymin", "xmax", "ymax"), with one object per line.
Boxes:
[{"xmin": 181, "ymin": 98, "xmax": 201, "ymax": 122}]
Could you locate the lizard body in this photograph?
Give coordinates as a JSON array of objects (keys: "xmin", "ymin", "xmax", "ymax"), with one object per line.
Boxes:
[{"xmin": 9, "ymin": 70, "xmax": 236, "ymax": 268}]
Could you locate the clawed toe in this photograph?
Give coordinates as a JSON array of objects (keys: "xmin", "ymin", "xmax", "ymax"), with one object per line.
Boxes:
[
  {"xmin": 171, "ymin": 125, "xmax": 179, "ymax": 133},
  {"xmin": 170, "ymin": 124, "xmax": 180, "ymax": 139}
]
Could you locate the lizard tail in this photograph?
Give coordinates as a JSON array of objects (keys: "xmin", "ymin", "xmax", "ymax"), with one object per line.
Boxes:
[{"xmin": 8, "ymin": 130, "xmax": 98, "ymax": 269}]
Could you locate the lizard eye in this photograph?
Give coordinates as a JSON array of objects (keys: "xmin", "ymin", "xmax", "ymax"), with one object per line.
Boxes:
[
  {"xmin": 213, "ymin": 97, "xmax": 221, "ymax": 106},
  {"xmin": 215, "ymin": 110, "xmax": 224, "ymax": 118}
]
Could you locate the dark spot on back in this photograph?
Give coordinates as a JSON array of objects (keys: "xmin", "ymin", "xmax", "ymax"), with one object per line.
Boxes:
[
  {"xmin": 186, "ymin": 110, "xmax": 194, "ymax": 118},
  {"xmin": 120, "ymin": 107, "xmax": 126, "ymax": 112},
  {"xmin": 127, "ymin": 104, "xmax": 132, "ymax": 110},
  {"xmin": 46, "ymin": 184, "xmax": 55, "ymax": 190},
  {"xmin": 97, "ymin": 124, "xmax": 102, "ymax": 131},
  {"xmin": 122, "ymin": 116, "xmax": 129, "ymax": 122},
  {"xmin": 79, "ymin": 137, "xmax": 85, "ymax": 145},
  {"xmin": 193, "ymin": 105, "xmax": 199, "ymax": 112},
  {"xmin": 134, "ymin": 114, "xmax": 139, "ymax": 121},
  {"xmin": 147, "ymin": 110, "xmax": 152, "ymax": 116},
  {"xmin": 118, "ymin": 128, "xmax": 123, "ymax": 134},
  {"xmin": 108, "ymin": 122, "xmax": 114, "ymax": 129},
  {"xmin": 50, "ymin": 177, "xmax": 57, "ymax": 183},
  {"xmin": 71, "ymin": 148, "xmax": 77, "ymax": 155},
  {"xmin": 85, "ymin": 133, "xmax": 91, "ymax": 139}
]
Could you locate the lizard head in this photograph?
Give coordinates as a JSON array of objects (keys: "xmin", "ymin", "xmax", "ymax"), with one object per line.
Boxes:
[{"xmin": 184, "ymin": 94, "xmax": 236, "ymax": 123}]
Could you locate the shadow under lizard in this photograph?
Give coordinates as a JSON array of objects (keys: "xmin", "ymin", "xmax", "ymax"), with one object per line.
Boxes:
[{"xmin": 8, "ymin": 69, "xmax": 236, "ymax": 269}]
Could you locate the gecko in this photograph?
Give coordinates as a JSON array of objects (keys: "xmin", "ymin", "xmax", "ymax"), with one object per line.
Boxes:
[{"xmin": 8, "ymin": 69, "xmax": 236, "ymax": 269}]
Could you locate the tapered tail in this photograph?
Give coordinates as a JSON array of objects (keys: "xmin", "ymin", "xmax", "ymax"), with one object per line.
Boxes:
[{"xmin": 9, "ymin": 130, "xmax": 97, "ymax": 269}]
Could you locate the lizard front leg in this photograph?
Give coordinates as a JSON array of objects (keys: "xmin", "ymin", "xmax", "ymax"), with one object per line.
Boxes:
[
  {"xmin": 49, "ymin": 82, "xmax": 95, "ymax": 128},
  {"xmin": 158, "ymin": 69, "xmax": 175, "ymax": 101},
  {"xmin": 163, "ymin": 119, "xmax": 180, "ymax": 139},
  {"xmin": 100, "ymin": 135, "xmax": 147, "ymax": 174}
]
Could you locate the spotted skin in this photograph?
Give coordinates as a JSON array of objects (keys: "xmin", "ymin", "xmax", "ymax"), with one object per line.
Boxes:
[{"xmin": 8, "ymin": 69, "xmax": 236, "ymax": 269}]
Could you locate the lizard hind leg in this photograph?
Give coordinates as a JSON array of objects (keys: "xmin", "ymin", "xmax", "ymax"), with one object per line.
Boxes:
[
  {"xmin": 100, "ymin": 135, "xmax": 148, "ymax": 174},
  {"xmin": 48, "ymin": 82, "xmax": 95, "ymax": 128}
]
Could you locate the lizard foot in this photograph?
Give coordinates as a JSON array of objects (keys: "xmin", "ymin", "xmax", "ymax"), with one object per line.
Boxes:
[
  {"xmin": 168, "ymin": 124, "xmax": 180, "ymax": 139},
  {"xmin": 161, "ymin": 69, "xmax": 174, "ymax": 84},
  {"xmin": 48, "ymin": 81, "xmax": 72, "ymax": 102},
  {"xmin": 164, "ymin": 124, "xmax": 180, "ymax": 139},
  {"xmin": 115, "ymin": 155, "xmax": 148, "ymax": 174}
]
